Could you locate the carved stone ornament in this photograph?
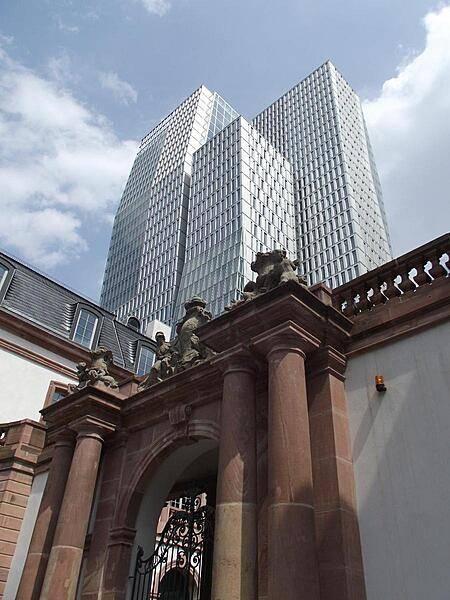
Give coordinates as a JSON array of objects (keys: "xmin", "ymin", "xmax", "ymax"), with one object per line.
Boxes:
[
  {"xmin": 226, "ymin": 248, "xmax": 307, "ymax": 310},
  {"xmin": 138, "ymin": 297, "xmax": 215, "ymax": 390},
  {"xmin": 69, "ymin": 346, "xmax": 119, "ymax": 392}
]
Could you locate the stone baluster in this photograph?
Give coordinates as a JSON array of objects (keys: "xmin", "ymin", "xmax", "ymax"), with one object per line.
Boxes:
[
  {"xmin": 369, "ymin": 277, "xmax": 387, "ymax": 306},
  {"xmin": 342, "ymin": 293, "xmax": 356, "ymax": 317},
  {"xmin": 429, "ymin": 248, "xmax": 447, "ymax": 280},
  {"xmin": 40, "ymin": 418, "xmax": 115, "ymax": 600},
  {"xmin": 355, "ymin": 283, "xmax": 372, "ymax": 311},
  {"xmin": 211, "ymin": 347, "xmax": 258, "ymax": 600},
  {"xmin": 383, "ymin": 274, "xmax": 401, "ymax": 300},
  {"xmin": 398, "ymin": 264, "xmax": 415, "ymax": 294},
  {"xmin": 413, "ymin": 257, "xmax": 430, "ymax": 287},
  {"xmin": 17, "ymin": 431, "xmax": 75, "ymax": 600}
]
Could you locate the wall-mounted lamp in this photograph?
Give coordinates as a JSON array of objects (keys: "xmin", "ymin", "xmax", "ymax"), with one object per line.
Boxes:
[{"xmin": 375, "ymin": 375, "xmax": 387, "ymax": 392}]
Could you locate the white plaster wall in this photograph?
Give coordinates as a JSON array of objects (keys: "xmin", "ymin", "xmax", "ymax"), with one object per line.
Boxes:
[
  {"xmin": 0, "ymin": 326, "xmax": 75, "ymax": 423},
  {"xmin": 3, "ymin": 471, "xmax": 48, "ymax": 600},
  {"xmin": 346, "ymin": 322, "xmax": 450, "ymax": 600}
]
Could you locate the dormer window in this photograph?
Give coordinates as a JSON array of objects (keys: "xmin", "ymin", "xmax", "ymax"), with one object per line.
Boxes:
[
  {"xmin": 0, "ymin": 264, "xmax": 7, "ymax": 288},
  {"xmin": 136, "ymin": 345, "xmax": 155, "ymax": 376},
  {"xmin": 73, "ymin": 308, "xmax": 98, "ymax": 348},
  {"xmin": 0, "ymin": 258, "xmax": 13, "ymax": 303},
  {"xmin": 127, "ymin": 316, "xmax": 141, "ymax": 332}
]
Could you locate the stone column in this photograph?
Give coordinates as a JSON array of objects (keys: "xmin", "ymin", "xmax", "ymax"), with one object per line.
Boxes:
[
  {"xmin": 40, "ymin": 418, "xmax": 114, "ymax": 600},
  {"xmin": 211, "ymin": 349, "xmax": 258, "ymax": 600},
  {"xmin": 307, "ymin": 347, "xmax": 366, "ymax": 600},
  {"xmin": 16, "ymin": 431, "xmax": 75, "ymax": 600},
  {"xmin": 256, "ymin": 329, "xmax": 320, "ymax": 600}
]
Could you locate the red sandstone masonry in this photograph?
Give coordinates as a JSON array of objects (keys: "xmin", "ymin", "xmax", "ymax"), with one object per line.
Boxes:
[{"xmin": 0, "ymin": 420, "xmax": 45, "ymax": 599}]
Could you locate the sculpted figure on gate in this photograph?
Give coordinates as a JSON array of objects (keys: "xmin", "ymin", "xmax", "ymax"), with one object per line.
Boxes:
[
  {"xmin": 70, "ymin": 346, "xmax": 119, "ymax": 391},
  {"xmin": 226, "ymin": 249, "xmax": 307, "ymax": 310},
  {"xmin": 138, "ymin": 297, "xmax": 214, "ymax": 390}
]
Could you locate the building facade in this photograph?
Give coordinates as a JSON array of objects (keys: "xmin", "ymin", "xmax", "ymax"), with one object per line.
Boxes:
[
  {"xmin": 253, "ymin": 60, "xmax": 392, "ymax": 287},
  {"xmin": 101, "ymin": 62, "xmax": 391, "ymax": 329},
  {"xmin": 174, "ymin": 116, "xmax": 296, "ymax": 320},
  {"xmin": 0, "ymin": 250, "xmax": 156, "ymax": 425},
  {"xmin": 100, "ymin": 86, "xmax": 238, "ymax": 327}
]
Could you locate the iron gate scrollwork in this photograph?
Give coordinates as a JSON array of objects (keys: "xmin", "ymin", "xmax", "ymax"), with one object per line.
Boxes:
[{"xmin": 131, "ymin": 490, "xmax": 215, "ymax": 600}]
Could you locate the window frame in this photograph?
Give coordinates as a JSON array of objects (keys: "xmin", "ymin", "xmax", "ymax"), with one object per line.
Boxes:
[
  {"xmin": 43, "ymin": 380, "xmax": 71, "ymax": 411},
  {"xmin": 135, "ymin": 342, "xmax": 156, "ymax": 376},
  {"xmin": 70, "ymin": 304, "xmax": 103, "ymax": 349},
  {"xmin": 0, "ymin": 258, "xmax": 14, "ymax": 304}
]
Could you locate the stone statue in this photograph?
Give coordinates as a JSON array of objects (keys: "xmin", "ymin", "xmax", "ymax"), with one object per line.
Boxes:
[
  {"xmin": 70, "ymin": 346, "xmax": 119, "ymax": 391},
  {"xmin": 226, "ymin": 249, "xmax": 307, "ymax": 310},
  {"xmin": 139, "ymin": 331, "xmax": 173, "ymax": 387},
  {"xmin": 138, "ymin": 297, "xmax": 214, "ymax": 390}
]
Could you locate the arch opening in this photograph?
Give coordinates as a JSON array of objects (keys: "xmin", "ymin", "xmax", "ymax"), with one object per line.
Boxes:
[{"xmin": 127, "ymin": 435, "xmax": 218, "ymax": 600}]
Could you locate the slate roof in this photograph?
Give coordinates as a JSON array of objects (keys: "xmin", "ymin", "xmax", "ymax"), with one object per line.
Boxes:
[{"xmin": 0, "ymin": 250, "xmax": 155, "ymax": 371}]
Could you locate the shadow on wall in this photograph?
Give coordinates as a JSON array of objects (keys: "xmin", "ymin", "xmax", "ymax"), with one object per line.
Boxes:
[{"xmin": 346, "ymin": 322, "xmax": 450, "ymax": 600}]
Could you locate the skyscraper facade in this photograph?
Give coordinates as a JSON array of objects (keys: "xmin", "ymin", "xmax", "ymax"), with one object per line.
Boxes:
[
  {"xmin": 174, "ymin": 116, "xmax": 296, "ymax": 320},
  {"xmin": 101, "ymin": 62, "xmax": 392, "ymax": 330},
  {"xmin": 100, "ymin": 86, "xmax": 238, "ymax": 325},
  {"xmin": 253, "ymin": 61, "xmax": 392, "ymax": 288}
]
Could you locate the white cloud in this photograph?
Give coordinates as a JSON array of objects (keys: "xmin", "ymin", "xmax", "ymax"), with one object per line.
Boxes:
[
  {"xmin": 57, "ymin": 18, "xmax": 79, "ymax": 33},
  {"xmin": 139, "ymin": 0, "xmax": 171, "ymax": 17},
  {"xmin": 99, "ymin": 71, "xmax": 138, "ymax": 105},
  {"xmin": 363, "ymin": 4, "xmax": 450, "ymax": 255},
  {"xmin": 0, "ymin": 45, "xmax": 138, "ymax": 269}
]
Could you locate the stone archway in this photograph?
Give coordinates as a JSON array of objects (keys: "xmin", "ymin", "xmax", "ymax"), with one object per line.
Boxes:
[{"xmin": 112, "ymin": 422, "xmax": 219, "ymax": 600}]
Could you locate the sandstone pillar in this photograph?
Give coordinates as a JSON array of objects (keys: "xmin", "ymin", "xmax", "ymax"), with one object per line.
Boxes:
[
  {"xmin": 16, "ymin": 431, "xmax": 75, "ymax": 600},
  {"xmin": 211, "ymin": 349, "xmax": 258, "ymax": 600},
  {"xmin": 40, "ymin": 418, "xmax": 113, "ymax": 600},
  {"xmin": 258, "ymin": 331, "xmax": 320, "ymax": 600},
  {"xmin": 307, "ymin": 347, "xmax": 366, "ymax": 599}
]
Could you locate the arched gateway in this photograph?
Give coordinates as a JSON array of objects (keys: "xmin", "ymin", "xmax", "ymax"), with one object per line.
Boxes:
[{"xmin": 16, "ymin": 251, "xmax": 367, "ymax": 600}]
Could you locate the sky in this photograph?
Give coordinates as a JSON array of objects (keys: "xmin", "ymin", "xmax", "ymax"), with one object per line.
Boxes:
[{"xmin": 0, "ymin": 0, "xmax": 449, "ymax": 301}]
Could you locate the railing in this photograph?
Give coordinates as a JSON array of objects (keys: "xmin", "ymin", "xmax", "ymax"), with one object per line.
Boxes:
[{"xmin": 332, "ymin": 233, "xmax": 449, "ymax": 317}]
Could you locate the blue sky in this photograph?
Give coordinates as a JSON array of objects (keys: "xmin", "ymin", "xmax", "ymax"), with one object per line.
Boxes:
[{"xmin": 0, "ymin": 0, "xmax": 449, "ymax": 300}]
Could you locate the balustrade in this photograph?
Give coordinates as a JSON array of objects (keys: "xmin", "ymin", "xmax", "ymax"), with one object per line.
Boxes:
[{"xmin": 333, "ymin": 234, "xmax": 449, "ymax": 317}]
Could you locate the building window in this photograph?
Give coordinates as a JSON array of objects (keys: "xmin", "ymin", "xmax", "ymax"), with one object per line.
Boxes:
[
  {"xmin": 73, "ymin": 309, "xmax": 98, "ymax": 348},
  {"xmin": 43, "ymin": 381, "xmax": 70, "ymax": 411},
  {"xmin": 136, "ymin": 346, "xmax": 155, "ymax": 376},
  {"xmin": 0, "ymin": 264, "xmax": 8, "ymax": 288},
  {"xmin": 127, "ymin": 316, "xmax": 141, "ymax": 332}
]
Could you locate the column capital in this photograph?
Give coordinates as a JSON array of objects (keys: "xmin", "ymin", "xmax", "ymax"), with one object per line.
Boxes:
[
  {"xmin": 251, "ymin": 321, "xmax": 320, "ymax": 359},
  {"xmin": 69, "ymin": 416, "xmax": 117, "ymax": 442},
  {"xmin": 211, "ymin": 343, "xmax": 261, "ymax": 376},
  {"xmin": 53, "ymin": 428, "xmax": 76, "ymax": 449},
  {"xmin": 108, "ymin": 526, "xmax": 137, "ymax": 548},
  {"xmin": 306, "ymin": 346, "xmax": 347, "ymax": 381}
]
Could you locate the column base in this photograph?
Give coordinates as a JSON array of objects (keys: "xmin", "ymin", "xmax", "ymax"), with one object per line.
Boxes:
[
  {"xmin": 212, "ymin": 502, "xmax": 257, "ymax": 600},
  {"xmin": 40, "ymin": 545, "xmax": 84, "ymax": 600}
]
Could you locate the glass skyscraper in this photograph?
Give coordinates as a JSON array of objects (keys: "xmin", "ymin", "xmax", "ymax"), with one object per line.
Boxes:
[
  {"xmin": 100, "ymin": 86, "xmax": 238, "ymax": 325},
  {"xmin": 253, "ymin": 61, "xmax": 392, "ymax": 287},
  {"xmin": 174, "ymin": 116, "xmax": 296, "ymax": 321},
  {"xmin": 101, "ymin": 62, "xmax": 392, "ymax": 330}
]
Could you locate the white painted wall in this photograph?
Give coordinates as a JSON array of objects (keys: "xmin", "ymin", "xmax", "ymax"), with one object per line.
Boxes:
[
  {"xmin": 3, "ymin": 471, "xmax": 48, "ymax": 600},
  {"xmin": 346, "ymin": 322, "xmax": 450, "ymax": 600},
  {"xmin": 0, "ymin": 327, "xmax": 75, "ymax": 423}
]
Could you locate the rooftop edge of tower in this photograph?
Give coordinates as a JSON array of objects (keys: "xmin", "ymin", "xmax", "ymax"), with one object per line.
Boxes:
[
  {"xmin": 252, "ymin": 59, "xmax": 357, "ymax": 121},
  {"xmin": 139, "ymin": 84, "xmax": 215, "ymax": 147}
]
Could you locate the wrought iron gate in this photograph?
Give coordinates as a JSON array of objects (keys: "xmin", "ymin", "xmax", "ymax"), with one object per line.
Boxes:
[{"xmin": 131, "ymin": 491, "xmax": 214, "ymax": 600}]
